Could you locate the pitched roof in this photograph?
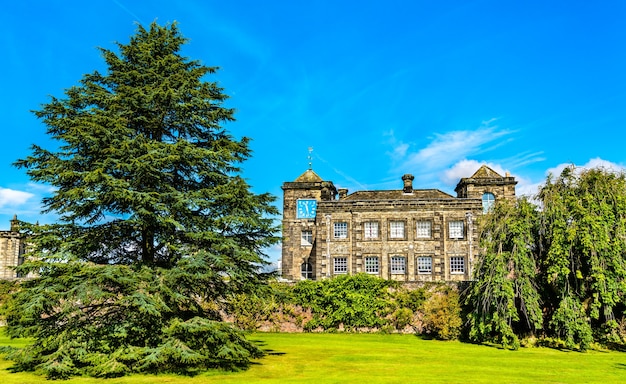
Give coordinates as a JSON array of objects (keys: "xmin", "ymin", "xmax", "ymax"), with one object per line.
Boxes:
[
  {"xmin": 294, "ymin": 169, "xmax": 323, "ymax": 182},
  {"xmin": 341, "ymin": 189, "xmax": 454, "ymax": 201},
  {"xmin": 469, "ymin": 165, "xmax": 504, "ymax": 179}
]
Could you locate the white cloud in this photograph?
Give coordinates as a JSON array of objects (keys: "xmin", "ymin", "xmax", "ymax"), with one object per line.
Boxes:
[
  {"xmin": 390, "ymin": 121, "xmax": 512, "ymax": 175},
  {"xmin": 514, "ymin": 158, "xmax": 626, "ymax": 199},
  {"xmin": 514, "ymin": 176, "xmax": 543, "ymax": 198},
  {"xmin": 441, "ymin": 159, "xmax": 508, "ymax": 186},
  {"xmin": 0, "ymin": 188, "xmax": 34, "ymax": 208},
  {"xmin": 545, "ymin": 158, "xmax": 625, "ymax": 179}
]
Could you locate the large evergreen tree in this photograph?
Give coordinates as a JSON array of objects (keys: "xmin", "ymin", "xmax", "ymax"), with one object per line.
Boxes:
[{"xmin": 5, "ymin": 22, "xmax": 278, "ymax": 379}]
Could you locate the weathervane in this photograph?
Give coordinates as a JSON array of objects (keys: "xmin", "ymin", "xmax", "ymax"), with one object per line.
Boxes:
[{"xmin": 308, "ymin": 147, "xmax": 313, "ymax": 170}]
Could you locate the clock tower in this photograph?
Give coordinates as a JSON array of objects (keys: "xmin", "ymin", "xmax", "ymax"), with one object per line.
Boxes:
[{"xmin": 281, "ymin": 169, "xmax": 337, "ymax": 280}]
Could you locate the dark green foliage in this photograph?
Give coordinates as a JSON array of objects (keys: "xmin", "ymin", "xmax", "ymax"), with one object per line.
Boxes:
[
  {"xmin": 548, "ymin": 296, "xmax": 593, "ymax": 350},
  {"xmin": 466, "ymin": 166, "xmax": 626, "ymax": 350},
  {"xmin": 260, "ymin": 275, "xmax": 460, "ymax": 338},
  {"xmin": 6, "ymin": 22, "xmax": 277, "ymax": 378},
  {"xmin": 292, "ymin": 274, "xmax": 396, "ymax": 330},
  {"xmin": 538, "ymin": 166, "xmax": 626, "ymax": 349},
  {"xmin": 466, "ymin": 198, "xmax": 542, "ymax": 349}
]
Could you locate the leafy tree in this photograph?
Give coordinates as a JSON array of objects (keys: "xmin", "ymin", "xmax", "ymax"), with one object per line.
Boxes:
[
  {"xmin": 5, "ymin": 22, "xmax": 278, "ymax": 378},
  {"xmin": 466, "ymin": 198, "xmax": 542, "ymax": 349},
  {"xmin": 538, "ymin": 166, "xmax": 626, "ymax": 349}
]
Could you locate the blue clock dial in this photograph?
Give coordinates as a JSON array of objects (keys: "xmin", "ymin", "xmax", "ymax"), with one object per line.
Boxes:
[{"xmin": 297, "ymin": 199, "xmax": 317, "ymax": 219}]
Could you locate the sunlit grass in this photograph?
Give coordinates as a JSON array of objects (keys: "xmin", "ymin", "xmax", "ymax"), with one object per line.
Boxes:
[{"xmin": 0, "ymin": 331, "xmax": 625, "ymax": 383}]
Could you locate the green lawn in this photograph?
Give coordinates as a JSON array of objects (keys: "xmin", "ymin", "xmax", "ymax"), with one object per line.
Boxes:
[{"xmin": 1, "ymin": 332, "xmax": 625, "ymax": 383}]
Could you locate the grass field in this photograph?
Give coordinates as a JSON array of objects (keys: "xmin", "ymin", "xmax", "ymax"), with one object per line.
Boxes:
[{"xmin": 1, "ymin": 332, "xmax": 625, "ymax": 383}]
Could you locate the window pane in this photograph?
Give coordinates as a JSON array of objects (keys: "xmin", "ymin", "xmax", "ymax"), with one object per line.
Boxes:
[
  {"xmin": 334, "ymin": 222, "xmax": 348, "ymax": 239},
  {"xmin": 416, "ymin": 221, "xmax": 432, "ymax": 238},
  {"xmin": 417, "ymin": 256, "xmax": 432, "ymax": 273},
  {"xmin": 301, "ymin": 262, "xmax": 313, "ymax": 279},
  {"xmin": 364, "ymin": 222, "xmax": 379, "ymax": 239},
  {"xmin": 365, "ymin": 256, "xmax": 379, "ymax": 274},
  {"xmin": 391, "ymin": 256, "xmax": 406, "ymax": 274},
  {"xmin": 301, "ymin": 230, "xmax": 313, "ymax": 246},
  {"xmin": 334, "ymin": 257, "xmax": 348, "ymax": 274},
  {"xmin": 482, "ymin": 193, "xmax": 495, "ymax": 213},
  {"xmin": 449, "ymin": 221, "xmax": 464, "ymax": 239},
  {"xmin": 389, "ymin": 221, "xmax": 405, "ymax": 239},
  {"xmin": 450, "ymin": 256, "xmax": 465, "ymax": 274}
]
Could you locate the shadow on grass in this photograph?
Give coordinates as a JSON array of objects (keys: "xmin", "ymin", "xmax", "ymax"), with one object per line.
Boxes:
[
  {"xmin": 250, "ymin": 339, "xmax": 287, "ymax": 356},
  {"xmin": 605, "ymin": 342, "xmax": 626, "ymax": 353}
]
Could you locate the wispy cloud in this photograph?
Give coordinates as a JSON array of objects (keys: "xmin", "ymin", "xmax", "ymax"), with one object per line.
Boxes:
[
  {"xmin": 0, "ymin": 183, "xmax": 57, "ymax": 225},
  {"xmin": 393, "ymin": 124, "xmax": 511, "ymax": 169},
  {"xmin": 314, "ymin": 152, "xmax": 368, "ymax": 191},
  {"xmin": 503, "ymin": 151, "xmax": 546, "ymax": 169},
  {"xmin": 111, "ymin": 0, "xmax": 145, "ymax": 25},
  {"xmin": 0, "ymin": 188, "xmax": 34, "ymax": 208},
  {"xmin": 387, "ymin": 120, "xmax": 513, "ymax": 185}
]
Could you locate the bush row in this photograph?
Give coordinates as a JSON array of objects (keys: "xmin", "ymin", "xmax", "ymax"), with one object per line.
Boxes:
[{"xmin": 228, "ymin": 274, "xmax": 462, "ymax": 340}]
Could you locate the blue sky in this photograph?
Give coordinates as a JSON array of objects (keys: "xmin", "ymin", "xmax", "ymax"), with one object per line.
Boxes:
[{"xmin": 2, "ymin": 1, "xmax": 626, "ymax": 261}]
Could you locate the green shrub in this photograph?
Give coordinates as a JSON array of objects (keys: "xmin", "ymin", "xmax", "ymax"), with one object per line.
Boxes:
[
  {"xmin": 292, "ymin": 274, "xmax": 396, "ymax": 331},
  {"xmin": 420, "ymin": 285, "xmax": 462, "ymax": 340}
]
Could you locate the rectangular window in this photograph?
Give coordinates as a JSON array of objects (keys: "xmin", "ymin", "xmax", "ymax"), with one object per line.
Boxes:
[
  {"xmin": 450, "ymin": 256, "xmax": 465, "ymax": 274},
  {"xmin": 390, "ymin": 256, "xmax": 406, "ymax": 274},
  {"xmin": 301, "ymin": 230, "xmax": 313, "ymax": 246},
  {"xmin": 334, "ymin": 222, "xmax": 348, "ymax": 239},
  {"xmin": 334, "ymin": 257, "xmax": 348, "ymax": 274},
  {"xmin": 449, "ymin": 221, "xmax": 464, "ymax": 239},
  {"xmin": 363, "ymin": 221, "xmax": 379, "ymax": 239},
  {"xmin": 416, "ymin": 221, "xmax": 432, "ymax": 238},
  {"xmin": 365, "ymin": 256, "xmax": 379, "ymax": 274},
  {"xmin": 389, "ymin": 221, "xmax": 405, "ymax": 239},
  {"xmin": 417, "ymin": 256, "xmax": 432, "ymax": 273}
]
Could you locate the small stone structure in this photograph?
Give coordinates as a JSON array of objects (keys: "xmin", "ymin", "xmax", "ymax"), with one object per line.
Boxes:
[
  {"xmin": 0, "ymin": 215, "xmax": 26, "ymax": 280},
  {"xmin": 281, "ymin": 165, "xmax": 516, "ymax": 282}
]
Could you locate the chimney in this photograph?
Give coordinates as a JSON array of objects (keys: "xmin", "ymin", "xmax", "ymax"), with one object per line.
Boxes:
[
  {"xmin": 402, "ymin": 174, "xmax": 414, "ymax": 193},
  {"xmin": 338, "ymin": 188, "xmax": 348, "ymax": 199},
  {"xmin": 10, "ymin": 214, "xmax": 19, "ymax": 232}
]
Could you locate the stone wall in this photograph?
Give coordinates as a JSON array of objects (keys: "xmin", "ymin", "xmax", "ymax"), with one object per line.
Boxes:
[{"xmin": 0, "ymin": 217, "xmax": 25, "ymax": 280}]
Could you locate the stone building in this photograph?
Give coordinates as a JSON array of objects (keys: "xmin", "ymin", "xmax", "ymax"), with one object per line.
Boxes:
[
  {"xmin": 0, "ymin": 215, "xmax": 26, "ymax": 280},
  {"xmin": 281, "ymin": 165, "xmax": 516, "ymax": 282}
]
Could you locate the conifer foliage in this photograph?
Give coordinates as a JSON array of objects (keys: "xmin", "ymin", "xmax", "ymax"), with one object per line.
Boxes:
[{"xmin": 6, "ymin": 22, "xmax": 278, "ymax": 378}]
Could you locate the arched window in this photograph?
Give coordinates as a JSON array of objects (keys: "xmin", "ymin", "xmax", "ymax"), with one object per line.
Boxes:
[
  {"xmin": 301, "ymin": 262, "xmax": 313, "ymax": 279},
  {"xmin": 482, "ymin": 192, "xmax": 495, "ymax": 213}
]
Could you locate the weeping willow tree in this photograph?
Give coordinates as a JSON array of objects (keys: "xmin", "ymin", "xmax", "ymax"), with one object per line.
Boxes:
[
  {"xmin": 466, "ymin": 198, "xmax": 542, "ymax": 349},
  {"xmin": 538, "ymin": 166, "xmax": 626, "ymax": 349}
]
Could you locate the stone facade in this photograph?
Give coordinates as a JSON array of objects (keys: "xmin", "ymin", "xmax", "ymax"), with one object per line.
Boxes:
[
  {"xmin": 281, "ymin": 165, "xmax": 516, "ymax": 282},
  {"xmin": 0, "ymin": 216, "xmax": 26, "ymax": 280}
]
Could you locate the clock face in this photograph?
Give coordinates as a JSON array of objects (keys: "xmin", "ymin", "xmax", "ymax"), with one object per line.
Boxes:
[{"xmin": 297, "ymin": 199, "xmax": 317, "ymax": 219}]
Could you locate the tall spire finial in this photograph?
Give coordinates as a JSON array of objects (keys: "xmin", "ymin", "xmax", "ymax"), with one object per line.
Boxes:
[{"xmin": 307, "ymin": 147, "xmax": 313, "ymax": 170}]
